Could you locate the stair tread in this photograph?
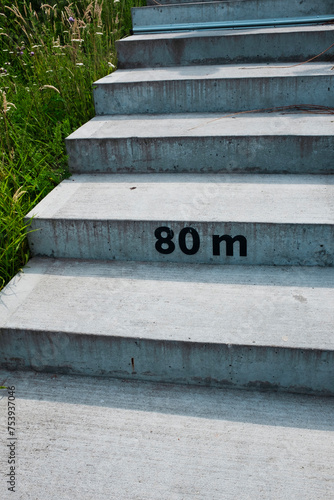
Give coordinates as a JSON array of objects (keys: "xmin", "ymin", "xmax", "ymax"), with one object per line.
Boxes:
[
  {"xmin": 2, "ymin": 257, "xmax": 334, "ymax": 350},
  {"xmin": 93, "ymin": 62, "xmax": 333, "ymax": 115},
  {"xmin": 66, "ymin": 112, "xmax": 334, "ymax": 139},
  {"xmin": 132, "ymin": 16, "xmax": 334, "ymax": 34},
  {"xmin": 1, "ymin": 369, "xmax": 333, "ymax": 499},
  {"xmin": 121, "ymin": 24, "xmax": 334, "ymax": 42},
  {"xmin": 94, "ymin": 62, "xmax": 333, "ymax": 85},
  {"xmin": 26, "ymin": 173, "xmax": 334, "ymax": 224},
  {"xmin": 66, "ymin": 113, "xmax": 334, "ymax": 175},
  {"xmin": 117, "ymin": 25, "xmax": 334, "ymax": 68}
]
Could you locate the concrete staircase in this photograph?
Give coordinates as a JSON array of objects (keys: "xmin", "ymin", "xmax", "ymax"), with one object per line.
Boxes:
[
  {"xmin": 1, "ymin": 1, "xmax": 334, "ymax": 394},
  {"xmin": 1, "ymin": 2, "xmax": 334, "ymax": 497}
]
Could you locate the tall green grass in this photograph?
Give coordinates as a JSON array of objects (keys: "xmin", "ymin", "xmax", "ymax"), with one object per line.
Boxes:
[{"xmin": 0, "ymin": 0, "xmax": 145, "ymax": 290}]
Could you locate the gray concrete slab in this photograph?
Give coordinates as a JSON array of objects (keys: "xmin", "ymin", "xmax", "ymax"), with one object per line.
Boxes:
[
  {"xmin": 2, "ymin": 258, "xmax": 333, "ymax": 348},
  {"xmin": 24, "ymin": 173, "xmax": 334, "ymax": 266},
  {"xmin": 26, "ymin": 173, "xmax": 334, "ymax": 224},
  {"xmin": 0, "ymin": 370, "xmax": 333, "ymax": 499},
  {"xmin": 0, "ymin": 258, "xmax": 333, "ymax": 393},
  {"xmin": 93, "ymin": 63, "xmax": 334, "ymax": 115},
  {"xmin": 117, "ymin": 26, "xmax": 334, "ymax": 68},
  {"xmin": 132, "ymin": 0, "xmax": 333, "ymax": 29},
  {"xmin": 65, "ymin": 112, "xmax": 334, "ymax": 174}
]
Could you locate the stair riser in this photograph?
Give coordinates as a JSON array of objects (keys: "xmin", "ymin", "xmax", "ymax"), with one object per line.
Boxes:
[
  {"xmin": 94, "ymin": 75, "xmax": 333, "ymax": 115},
  {"xmin": 1, "ymin": 329, "xmax": 333, "ymax": 395},
  {"xmin": 117, "ymin": 29, "xmax": 334, "ymax": 68},
  {"xmin": 26, "ymin": 220, "xmax": 334, "ymax": 266},
  {"xmin": 132, "ymin": 0, "xmax": 332, "ymax": 28},
  {"xmin": 66, "ymin": 135, "xmax": 334, "ymax": 175}
]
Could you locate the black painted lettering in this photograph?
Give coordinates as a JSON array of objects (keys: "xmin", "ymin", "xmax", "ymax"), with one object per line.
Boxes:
[
  {"xmin": 212, "ymin": 235, "xmax": 247, "ymax": 257},
  {"xmin": 155, "ymin": 226, "xmax": 175, "ymax": 254},
  {"xmin": 178, "ymin": 227, "xmax": 200, "ymax": 255}
]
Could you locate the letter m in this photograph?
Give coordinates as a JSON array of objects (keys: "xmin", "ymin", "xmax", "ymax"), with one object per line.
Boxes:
[{"xmin": 212, "ymin": 234, "xmax": 247, "ymax": 257}]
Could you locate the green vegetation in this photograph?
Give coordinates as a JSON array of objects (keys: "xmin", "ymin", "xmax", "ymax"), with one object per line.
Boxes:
[{"xmin": 0, "ymin": 0, "xmax": 145, "ymax": 290}]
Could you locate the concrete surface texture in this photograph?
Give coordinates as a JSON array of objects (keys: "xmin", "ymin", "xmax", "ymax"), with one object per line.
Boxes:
[
  {"xmin": 131, "ymin": 0, "xmax": 333, "ymax": 28},
  {"xmin": 93, "ymin": 63, "xmax": 334, "ymax": 115},
  {"xmin": 0, "ymin": 370, "xmax": 333, "ymax": 500},
  {"xmin": 1, "ymin": 0, "xmax": 334, "ymax": 403},
  {"xmin": 24, "ymin": 173, "xmax": 334, "ymax": 265},
  {"xmin": 1, "ymin": 258, "xmax": 333, "ymax": 393},
  {"xmin": 1, "ymin": 1, "xmax": 334, "ymax": 495},
  {"xmin": 25, "ymin": 173, "xmax": 334, "ymax": 223},
  {"xmin": 116, "ymin": 26, "xmax": 334, "ymax": 67},
  {"xmin": 65, "ymin": 113, "xmax": 334, "ymax": 174}
]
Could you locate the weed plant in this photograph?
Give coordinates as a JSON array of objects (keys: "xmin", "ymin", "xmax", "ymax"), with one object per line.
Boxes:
[{"xmin": 0, "ymin": 0, "xmax": 145, "ymax": 290}]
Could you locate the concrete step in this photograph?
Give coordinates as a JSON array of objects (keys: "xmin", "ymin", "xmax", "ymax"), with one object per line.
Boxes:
[
  {"xmin": 132, "ymin": 1, "xmax": 333, "ymax": 33},
  {"xmin": 117, "ymin": 26, "xmax": 334, "ymax": 68},
  {"xmin": 1, "ymin": 371, "xmax": 333, "ymax": 500},
  {"xmin": 65, "ymin": 112, "xmax": 334, "ymax": 175},
  {"xmin": 25, "ymin": 173, "xmax": 334, "ymax": 266},
  {"xmin": 145, "ymin": 0, "xmax": 331, "ymax": 9},
  {"xmin": 132, "ymin": 15, "xmax": 334, "ymax": 35},
  {"xmin": 93, "ymin": 63, "xmax": 334, "ymax": 115},
  {"xmin": 1, "ymin": 258, "xmax": 333, "ymax": 395}
]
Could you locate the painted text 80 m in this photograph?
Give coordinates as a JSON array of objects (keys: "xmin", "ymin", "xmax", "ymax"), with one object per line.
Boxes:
[{"xmin": 154, "ymin": 226, "xmax": 247, "ymax": 257}]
